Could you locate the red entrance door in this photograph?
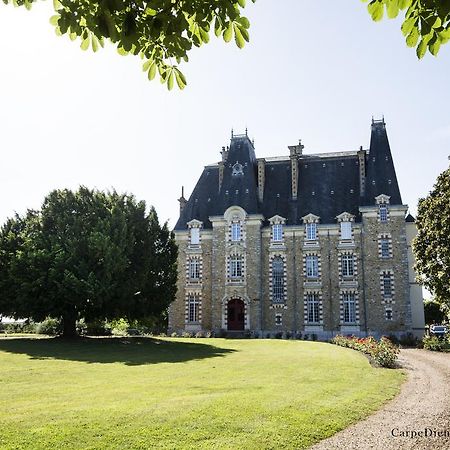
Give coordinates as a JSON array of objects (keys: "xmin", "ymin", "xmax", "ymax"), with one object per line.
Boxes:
[{"xmin": 227, "ymin": 299, "xmax": 245, "ymax": 331}]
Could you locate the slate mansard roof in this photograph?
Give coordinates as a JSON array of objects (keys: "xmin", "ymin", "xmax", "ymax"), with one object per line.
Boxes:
[{"xmin": 175, "ymin": 119, "xmax": 403, "ymax": 230}]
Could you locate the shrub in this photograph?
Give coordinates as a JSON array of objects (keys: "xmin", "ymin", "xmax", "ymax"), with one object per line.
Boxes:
[
  {"xmin": 36, "ymin": 317, "xmax": 62, "ymax": 336},
  {"xmin": 85, "ymin": 319, "xmax": 112, "ymax": 336},
  {"xmin": 330, "ymin": 335, "xmax": 399, "ymax": 368},
  {"xmin": 422, "ymin": 335, "xmax": 450, "ymax": 352},
  {"xmin": 311, "ymin": 333, "xmax": 318, "ymax": 341},
  {"xmin": 109, "ymin": 318, "xmax": 129, "ymax": 336},
  {"xmin": 303, "ymin": 334, "xmax": 309, "ymax": 341}
]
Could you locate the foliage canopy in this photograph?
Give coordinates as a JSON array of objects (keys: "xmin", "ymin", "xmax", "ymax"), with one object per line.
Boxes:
[
  {"xmin": 0, "ymin": 187, "xmax": 178, "ymax": 337},
  {"xmin": 414, "ymin": 167, "xmax": 450, "ymax": 310},
  {"xmin": 363, "ymin": 0, "xmax": 450, "ymax": 58},
  {"xmin": 2, "ymin": 1, "xmax": 449, "ymax": 87}
]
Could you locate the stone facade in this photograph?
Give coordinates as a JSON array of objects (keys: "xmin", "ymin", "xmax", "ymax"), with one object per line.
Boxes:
[{"xmin": 169, "ymin": 121, "xmax": 425, "ymax": 339}]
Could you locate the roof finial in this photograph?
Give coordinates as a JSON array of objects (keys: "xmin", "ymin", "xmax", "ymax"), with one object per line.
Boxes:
[
  {"xmin": 181, "ymin": 186, "xmax": 185, "ymax": 198},
  {"xmin": 231, "ymin": 128, "xmax": 234, "ymax": 138},
  {"xmin": 245, "ymin": 127, "xmax": 248, "ymax": 136}
]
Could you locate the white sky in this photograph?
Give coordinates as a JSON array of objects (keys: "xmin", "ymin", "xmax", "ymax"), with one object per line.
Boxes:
[{"xmin": 1, "ymin": 1, "xmax": 449, "ymax": 228}]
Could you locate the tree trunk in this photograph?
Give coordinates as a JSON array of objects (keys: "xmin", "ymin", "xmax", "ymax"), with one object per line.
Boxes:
[{"xmin": 62, "ymin": 315, "xmax": 78, "ymax": 338}]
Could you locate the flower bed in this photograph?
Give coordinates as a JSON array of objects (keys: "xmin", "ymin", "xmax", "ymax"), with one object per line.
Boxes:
[{"xmin": 331, "ymin": 335, "xmax": 400, "ymax": 368}]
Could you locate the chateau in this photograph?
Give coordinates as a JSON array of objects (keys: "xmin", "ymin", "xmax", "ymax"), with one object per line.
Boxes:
[{"xmin": 168, "ymin": 119, "xmax": 425, "ymax": 338}]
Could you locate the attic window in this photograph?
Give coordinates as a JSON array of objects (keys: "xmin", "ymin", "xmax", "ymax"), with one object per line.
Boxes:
[{"xmin": 232, "ymin": 162, "xmax": 244, "ymax": 176}]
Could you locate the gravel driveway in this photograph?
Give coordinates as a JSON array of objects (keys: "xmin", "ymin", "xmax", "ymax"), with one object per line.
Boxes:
[{"xmin": 310, "ymin": 349, "xmax": 450, "ymax": 450}]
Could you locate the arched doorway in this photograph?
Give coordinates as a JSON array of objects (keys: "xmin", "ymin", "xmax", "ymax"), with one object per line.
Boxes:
[{"xmin": 227, "ymin": 298, "xmax": 245, "ymax": 331}]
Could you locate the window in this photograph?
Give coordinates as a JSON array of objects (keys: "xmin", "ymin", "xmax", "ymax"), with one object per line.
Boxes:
[
  {"xmin": 306, "ymin": 255, "xmax": 319, "ymax": 278},
  {"xmin": 231, "ymin": 222, "xmax": 241, "ymax": 241},
  {"xmin": 307, "ymin": 293, "xmax": 320, "ymax": 323},
  {"xmin": 385, "ymin": 309, "xmax": 393, "ymax": 321},
  {"xmin": 340, "ymin": 221, "xmax": 352, "ymax": 240},
  {"xmin": 230, "ymin": 255, "xmax": 243, "ymax": 279},
  {"xmin": 343, "ymin": 293, "xmax": 356, "ymax": 323},
  {"xmin": 341, "ymin": 254, "xmax": 354, "ymax": 277},
  {"xmin": 187, "ymin": 294, "xmax": 200, "ymax": 323},
  {"xmin": 382, "ymin": 272, "xmax": 392, "ymax": 298},
  {"xmin": 272, "ymin": 224, "xmax": 283, "ymax": 242},
  {"xmin": 379, "ymin": 205, "xmax": 388, "ymax": 222},
  {"xmin": 272, "ymin": 257, "xmax": 284, "ymax": 303},
  {"xmin": 306, "ymin": 223, "xmax": 317, "ymax": 241},
  {"xmin": 190, "ymin": 227, "xmax": 200, "ymax": 245},
  {"xmin": 188, "ymin": 258, "xmax": 200, "ymax": 280},
  {"xmin": 275, "ymin": 314, "xmax": 282, "ymax": 326},
  {"xmin": 380, "ymin": 239, "xmax": 390, "ymax": 258}
]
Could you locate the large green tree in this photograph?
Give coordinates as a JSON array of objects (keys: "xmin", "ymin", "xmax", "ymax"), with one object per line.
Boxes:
[
  {"xmin": 2, "ymin": 1, "xmax": 449, "ymax": 88},
  {"xmin": 414, "ymin": 167, "xmax": 450, "ymax": 311},
  {"xmin": 0, "ymin": 187, "xmax": 177, "ymax": 337}
]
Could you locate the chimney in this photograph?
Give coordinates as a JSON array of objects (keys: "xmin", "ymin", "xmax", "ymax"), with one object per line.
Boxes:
[
  {"xmin": 219, "ymin": 146, "xmax": 229, "ymax": 190},
  {"xmin": 358, "ymin": 146, "xmax": 366, "ymax": 197},
  {"xmin": 257, "ymin": 158, "xmax": 265, "ymax": 202},
  {"xmin": 178, "ymin": 186, "xmax": 187, "ymax": 214},
  {"xmin": 288, "ymin": 140, "xmax": 304, "ymax": 200}
]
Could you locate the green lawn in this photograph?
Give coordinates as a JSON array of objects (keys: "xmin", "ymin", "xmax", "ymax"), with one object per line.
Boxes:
[{"xmin": 0, "ymin": 337, "xmax": 404, "ymax": 450}]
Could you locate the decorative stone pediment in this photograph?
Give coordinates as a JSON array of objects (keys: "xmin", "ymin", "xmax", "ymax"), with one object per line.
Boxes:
[
  {"xmin": 268, "ymin": 215, "xmax": 286, "ymax": 225},
  {"xmin": 375, "ymin": 194, "xmax": 391, "ymax": 205},
  {"xmin": 224, "ymin": 205, "xmax": 247, "ymax": 222},
  {"xmin": 187, "ymin": 219, "xmax": 203, "ymax": 229},
  {"xmin": 336, "ymin": 212, "xmax": 355, "ymax": 223},
  {"xmin": 301, "ymin": 213, "xmax": 320, "ymax": 224}
]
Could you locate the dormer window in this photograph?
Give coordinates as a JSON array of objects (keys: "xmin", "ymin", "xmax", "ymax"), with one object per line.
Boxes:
[
  {"xmin": 340, "ymin": 221, "xmax": 352, "ymax": 240},
  {"xmin": 187, "ymin": 219, "xmax": 203, "ymax": 247},
  {"xmin": 190, "ymin": 227, "xmax": 200, "ymax": 246},
  {"xmin": 231, "ymin": 222, "xmax": 241, "ymax": 241},
  {"xmin": 272, "ymin": 224, "xmax": 283, "ymax": 242},
  {"xmin": 336, "ymin": 212, "xmax": 355, "ymax": 241},
  {"xmin": 306, "ymin": 223, "xmax": 317, "ymax": 241},
  {"xmin": 269, "ymin": 215, "xmax": 286, "ymax": 244},
  {"xmin": 302, "ymin": 213, "xmax": 320, "ymax": 242}
]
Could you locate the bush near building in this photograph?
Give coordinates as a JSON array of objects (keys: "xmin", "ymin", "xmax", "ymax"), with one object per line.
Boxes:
[{"xmin": 331, "ymin": 335, "xmax": 400, "ymax": 368}]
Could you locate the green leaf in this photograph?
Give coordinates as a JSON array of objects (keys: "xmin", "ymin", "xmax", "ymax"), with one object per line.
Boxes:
[
  {"xmin": 91, "ymin": 35, "xmax": 99, "ymax": 52},
  {"xmin": 81, "ymin": 36, "xmax": 90, "ymax": 51},
  {"xmin": 148, "ymin": 62, "xmax": 157, "ymax": 80},
  {"xmin": 214, "ymin": 17, "xmax": 222, "ymax": 37},
  {"xmin": 233, "ymin": 23, "xmax": 245, "ymax": 48},
  {"xmin": 398, "ymin": 0, "xmax": 411, "ymax": 9},
  {"xmin": 429, "ymin": 38, "xmax": 441, "ymax": 56},
  {"xmin": 223, "ymin": 22, "xmax": 233, "ymax": 43},
  {"xmin": 416, "ymin": 37, "xmax": 428, "ymax": 59},
  {"xmin": 199, "ymin": 27, "xmax": 209, "ymax": 43},
  {"xmin": 401, "ymin": 17, "xmax": 416, "ymax": 36},
  {"xmin": 49, "ymin": 15, "xmax": 59, "ymax": 26},
  {"xmin": 386, "ymin": 0, "xmax": 399, "ymax": 19},
  {"xmin": 368, "ymin": 1, "xmax": 384, "ymax": 22},
  {"xmin": 174, "ymin": 68, "xmax": 187, "ymax": 89},
  {"xmin": 406, "ymin": 27, "xmax": 419, "ymax": 47},
  {"xmin": 117, "ymin": 47, "xmax": 128, "ymax": 56},
  {"xmin": 167, "ymin": 70, "xmax": 174, "ymax": 90},
  {"xmin": 142, "ymin": 59, "xmax": 152, "ymax": 72},
  {"xmin": 237, "ymin": 17, "xmax": 250, "ymax": 29},
  {"xmin": 237, "ymin": 0, "xmax": 246, "ymax": 8}
]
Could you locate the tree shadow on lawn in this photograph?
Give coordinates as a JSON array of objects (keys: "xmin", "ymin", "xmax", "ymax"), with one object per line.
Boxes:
[{"xmin": 0, "ymin": 337, "xmax": 236, "ymax": 366}]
